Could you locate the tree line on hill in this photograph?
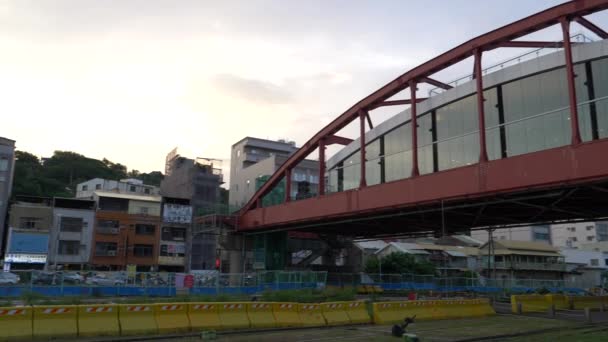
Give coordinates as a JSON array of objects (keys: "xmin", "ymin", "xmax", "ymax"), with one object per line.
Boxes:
[{"xmin": 12, "ymin": 150, "xmax": 164, "ymax": 199}]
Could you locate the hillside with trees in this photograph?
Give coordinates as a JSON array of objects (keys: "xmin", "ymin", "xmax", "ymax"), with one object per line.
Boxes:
[{"xmin": 12, "ymin": 150, "xmax": 163, "ymax": 198}]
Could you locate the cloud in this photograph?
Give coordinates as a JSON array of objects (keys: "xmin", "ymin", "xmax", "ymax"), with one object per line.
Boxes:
[{"xmin": 211, "ymin": 74, "xmax": 292, "ymax": 104}]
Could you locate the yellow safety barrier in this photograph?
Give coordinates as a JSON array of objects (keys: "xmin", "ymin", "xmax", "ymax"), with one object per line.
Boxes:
[
  {"xmin": 511, "ymin": 295, "xmax": 550, "ymax": 313},
  {"xmin": 247, "ymin": 302, "xmax": 276, "ymax": 329},
  {"xmin": 0, "ymin": 306, "xmax": 33, "ymax": 341},
  {"xmin": 373, "ymin": 299, "xmax": 495, "ymax": 324},
  {"xmin": 545, "ymin": 294, "xmax": 569, "ymax": 310},
  {"xmin": 440, "ymin": 299, "xmax": 495, "ymax": 319},
  {"xmin": 189, "ymin": 303, "xmax": 222, "ymax": 330},
  {"xmin": 272, "ymin": 302, "xmax": 301, "ymax": 327},
  {"xmin": 33, "ymin": 305, "xmax": 78, "ymax": 339},
  {"xmin": 298, "ymin": 303, "xmax": 326, "ymax": 327},
  {"xmin": 219, "ymin": 303, "xmax": 249, "ymax": 330},
  {"xmin": 568, "ymin": 296, "xmax": 608, "ymax": 310},
  {"xmin": 118, "ymin": 304, "xmax": 158, "ymax": 335},
  {"xmin": 155, "ymin": 303, "xmax": 190, "ymax": 334},
  {"xmin": 78, "ymin": 304, "xmax": 119, "ymax": 337},
  {"xmin": 372, "ymin": 302, "xmax": 409, "ymax": 324},
  {"xmin": 321, "ymin": 302, "xmax": 351, "ymax": 326},
  {"xmin": 344, "ymin": 301, "xmax": 371, "ymax": 324}
]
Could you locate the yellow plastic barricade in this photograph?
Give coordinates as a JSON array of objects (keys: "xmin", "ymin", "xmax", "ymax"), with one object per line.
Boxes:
[
  {"xmin": 189, "ymin": 303, "xmax": 222, "ymax": 330},
  {"xmin": 298, "ymin": 303, "xmax": 326, "ymax": 327},
  {"xmin": 569, "ymin": 296, "xmax": 608, "ymax": 310},
  {"xmin": 155, "ymin": 303, "xmax": 190, "ymax": 334},
  {"xmin": 372, "ymin": 302, "xmax": 408, "ymax": 324},
  {"xmin": 545, "ymin": 294, "xmax": 569, "ymax": 310},
  {"xmin": 345, "ymin": 301, "xmax": 371, "ymax": 324},
  {"xmin": 0, "ymin": 306, "xmax": 33, "ymax": 341},
  {"xmin": 321, "ymin": 302, "xmax": 351, "ymax": 326},
  {"xmin": 511, "ymin": 295, "xmax": 550, "ymax": 313},
  {"xmin": 33, "ymin": 305, "xmax": 78, "ymax": 339},
  {"xmin": 118, "ymin": 304, "xmax": 158, "ymax": 335},
  {"xmin": 78, "ymin": 304, "xmax": 119, "ymax": 337},
  {"xmin": 247, "ymin": 302, "xmax": 276, "ymax": 329},
  {"xmin": 219, "ymin": 303, "xmax": 249, "ymax": 330},
  {"xmin": 272, "ymin": 302, "xmax": 301, "ymax": 327}
]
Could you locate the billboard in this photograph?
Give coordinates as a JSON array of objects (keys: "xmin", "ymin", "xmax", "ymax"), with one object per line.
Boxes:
[{"xmin": 163, "ymin": 204, "xmax": 192, "ymax": 224}]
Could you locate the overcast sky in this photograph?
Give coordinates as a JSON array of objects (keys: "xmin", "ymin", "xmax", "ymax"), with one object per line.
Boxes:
[{"xmin": 2, "ymin": 0, "xmax": 607, "ymax": 180}]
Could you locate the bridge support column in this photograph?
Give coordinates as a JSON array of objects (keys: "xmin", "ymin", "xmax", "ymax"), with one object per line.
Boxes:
[
  {"xmin": 561, "ymin": 17, "xmax": 582, "ymax": 145},
  {"xmin": 410, "ymin": 81, "xmax": 419, "ymax": 177},
  {"xmin": 318, "ymin": 139, "xmax": 326, "ymax": 196},
  {"xmin": 359, "ymin": 110, "xmax": 367, "ymax": 188},
  {"xmin": 474, "ymin": 49, "xmax": 489, "ymax": 162},
  {"xmin": 284, "ymin": 169, "xmax": 291, "ymax": 202}
]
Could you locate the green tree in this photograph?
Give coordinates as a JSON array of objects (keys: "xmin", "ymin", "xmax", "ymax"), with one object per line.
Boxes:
[{"xmin": 364, "ymin": 252, "xmax": 436, "ymax": 275}]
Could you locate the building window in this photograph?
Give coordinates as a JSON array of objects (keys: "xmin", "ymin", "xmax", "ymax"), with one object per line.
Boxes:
[
  {"xmin": 60, "ymin": 217, "xmax": 83, "ymax": 232},
  {"xmin": 95, "ymin": 242, "xmax": 117, "ymax": 256},
  {"xmin": 161, "ymin": 227, "xmax": 186, "ymax": 241},
  {"xmin": 0, "ymin": 175, "xmax": 5, "ymax": 182},
  {"xmin": 160, "ymin": 244, "xmax": 185, "ymax": 257},
  {"xmin": 591, "ymin": 259, "xmax": 599, "ymax": 266},
  {"xmin": 58, "ymin": 241, "xmax": 80, "ymax": 255},
  {"xmin": 568, "ymin": 227, "xmax": 576, "ymax": 232},
  {"xmin": 587, "ymin": 236, "xmax": 595, "ymax": 241},
  {"xmin": 0, "ymin": 158, "xmax": 8, "ymax": 171},
  {"xmin": 140, "ymin": 207, "xmax": 149, "ymax": 215},
  {"xmin": 82, "ymin": 185, "xmax": 88, "ymax": 191},
  {"xmin": 129, "ymin": 185, "xmax": 136, "ymax": 192},
  {"xmin": 144, "ymin": 188, "xmax": 150, "ymax": 194},
  {"xmin": 95, "ymin": 184, "xmax": 101, "ymax": 190},
  {"xmin": 96, "ymin": 219, "xmax": 120, "ymax": 234},
  {"xmin": 587, "ymin": 225, "xmax": 594, "ymax": 231},
  {"xmin": 572, "ymin": 237, "xmax": 578, "ymax": 242},
  {"xmin": 236, "ymin": 150, "xmax": 241, "ymax": 157},
  {"xmin": 135, "ymin": 224, "xmax": 155, "ymax": 235},
  {"xmin": 596, "ymin": 223, "xmax": 608, "ymax": 241},
  {"xmin": 133, "ymin": 244, "xmax": 153, "ymax": 257},
  {"xmin": 19, "ymin": 217, "xmax": 41, "ymax": 229}
]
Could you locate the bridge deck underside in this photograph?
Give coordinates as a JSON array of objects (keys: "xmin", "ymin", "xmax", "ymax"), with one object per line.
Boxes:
[{"xmin": 239, "ymin": 139, "xmax": 608, "ymax": 238}]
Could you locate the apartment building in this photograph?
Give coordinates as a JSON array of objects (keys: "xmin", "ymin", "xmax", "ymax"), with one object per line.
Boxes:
[
  {"xmin": 90, "ymin": 192, "xmax": 161, "ymax": 271},
  {"xmin": 229, "ymin": 137, "xmax": 320, "ymax": 208},
  {"xmin": 551, "ymin": 222, "xmax": 608, "ymax": 248},
  {"xmin": 76, "ymin": 178, "xmax": 160, "ymax": 198},
  {"xmin": 0, "ymin": 136, "xmax": 15, "ymax": 255},
  {"xmin": 471, "ymin": 225, "xmax": 552, "ymax": 245},
  {"xmin": 47, "ymin": 198, "xmax": 96, "ymax": 270},
  {"xmin": 158, "ymin": 197, "xmax": 192, "ymax": 272}
]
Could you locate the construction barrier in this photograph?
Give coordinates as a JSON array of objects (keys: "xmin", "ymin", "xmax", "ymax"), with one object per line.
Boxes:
[
  {"xmin": 218, "ymin": 303, "xmax": 249, "ymax": 330},
  {"xmin": 247, "ymin": 302, "xmax": 276, "ymax": 328},
  {"xmin": 0, "ymin": 306, "xmax": 33, "ymax": 341},
  {"xmin": 568, "ymin": 296, "xmax": 608, "ymax": 310},
  {"xmin": 298, "ymin": 303, "xmax": 326, "ymax": 327},
  {"xmin": 189, "ymin": 303, "xmax": 222, "ymax": 330},
  {"xmin": 78, "ymin": 304, "xmax": 119, "ymax": 337},
  {"xmin": 344, "ymin": 301, "xmax": 371, "ymax": 324},
  {"xmin": 272, "ymin": 302, "xmax": 301, "ymax": 327},
  {"xmin": 511, "ymin": 295, "xmax": 550, "ymax": 313},
  {"xmin": 373, "ymin": 299, "xmax": 495, "ymax": 324},
  {"xmin": 118, "ymin": 304, "xmax": 158, "ymax": 335},
  {"xmin": 545, "ymin": 294, "xmax": 569, "ymax": 310},
  {"xmin": 155, "ymin": 303, "xmax": 190, "ymax": 334},
  {"xmin": 33, "ymin": 305, "xmax": 78, "ymax": 339},
  {"xmin": 321, "ymin": 302, "xmax": 351, "ymax": 326}
]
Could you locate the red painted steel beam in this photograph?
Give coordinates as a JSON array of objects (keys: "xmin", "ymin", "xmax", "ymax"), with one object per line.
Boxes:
[
  {"xmin": 410, "ymin": 80, "xmax": 419, "ymax": 177},
  {"xmin": 359, "ymin": 110, "xmax": 367, "ymax": 188},
  {"xmin": 318, "ymin": 139, "xmax": 326, "ymax": 196},
  {"xmin": 499, "ymin": 41, "xmax": 566, "ymax": 48},
  {"xmin": 574, "ymin": 16, "xmax": 608, "ymax": 39},
  {"xmin": 421, "ymin": 77, "xmax": 453, "ymax": 90},
  {"xmin": 474, "ymin": 49, "xmax": 489, "ymax": 163},
  {"xmin": 325, "ymin": 135, "xmax": 353, "ymax": 146},
  {"xmin": 561, "ymin": 17, "xmax": 582, "ymax": 145},
  {"xmin": 368, "ymin": 98, "xmax": 428, "ymax": 110},
  {"xmin": 239, "ymin": 0, "xmax": 608, "ymax": 215}
]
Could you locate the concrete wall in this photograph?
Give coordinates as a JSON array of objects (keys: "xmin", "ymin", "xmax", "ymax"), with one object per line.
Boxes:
[
  {"xmin": 9, "ymin": 204, "xmax": 53, "ymax": 230},
  {"xmin": 128, "ymin": 200, "xmax": 161, "ymax": 216},
  {"xmin": 552, "ymin": 222, "xmax": 608, "ymax": 248},
  {"xmin": 0, "ymin": 137, "xmax": 15, "ymax": 255}
]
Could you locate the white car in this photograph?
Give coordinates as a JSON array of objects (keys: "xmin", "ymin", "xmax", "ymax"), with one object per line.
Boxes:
[
  {"xmin": 0, "ymin": 272, "xmax": 20, "ymax": 285},
  {"xmin": 85, "ymin": 274, "xmax": 125, "ymax": 286}
]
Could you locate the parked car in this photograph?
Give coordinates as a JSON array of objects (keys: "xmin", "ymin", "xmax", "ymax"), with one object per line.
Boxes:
[
  {"xmin": 85, "ymin": 273, "xmax": 126, "ymax": 286},
  {"xmin": 32, "ymin": 272, "xmax": 59, "ymax": 285},
  {"xmin": 0, "ymin": 272, "xmax": 20, "ymax": 285},
  {"xmin": 58, "ymin": 272, "xmax": 84, "ymax": 284}
]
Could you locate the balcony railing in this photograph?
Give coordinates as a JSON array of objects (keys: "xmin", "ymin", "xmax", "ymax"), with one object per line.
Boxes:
[{"xmin": 492, "ymin": 261, "xmax": 566, "ymax": 271}]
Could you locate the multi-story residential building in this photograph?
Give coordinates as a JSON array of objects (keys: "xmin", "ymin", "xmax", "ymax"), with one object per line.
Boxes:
[
  {"xmin": 0, "ymin": 136, "xmax": 15, "ymax": 255},
  {"xmin": 90, "ymin": 192, "xmax": 161, "ymax": 271},
  {"xmin": 470, "ymin": 225, "xmax": 552, "ymax": 245},
  {"xmin": 479, "ymin": 240, "xmax": 566, "ymax": 281},
  {"xmin": 561, "ymin": 248, "xmax": 608, "ymax": 289},
  {"xmin": 47, "ymin": 198, "xmax": 96, "ymax": 270},
  {"xmin": 229, "ymin": 137, "xmax": 319, "ymax": 208},
  {"xmin": 4, "ymin": 196, "xmax": 53, "ymax": 270},
  {"xmin": 551, "ymin": 222, "xmax": 608, "ymax": 248},
  {"xmin": 76, "ymin": 178, "xmax": 160, "ymax": 199},
  {"xmin": 160, "ymin": 149, "xmax": 224, "ymax": 270},
  {"xmin": 158, "ymin": 197, "xmax": 192, "ymax": 272}
]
